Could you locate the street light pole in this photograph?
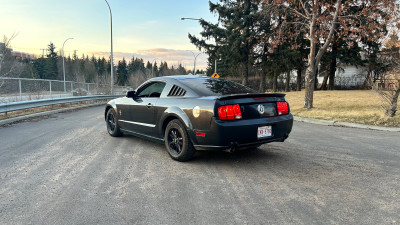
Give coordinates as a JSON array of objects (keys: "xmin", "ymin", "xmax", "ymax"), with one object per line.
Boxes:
[
  {"xmin": 182, "ymin": 17, "xmax": 209, "ymax": 75},
  {"xmin": 188, "ymin": 51, "xmax": 202, "ymax": 75},
  {"xmin": 105, "ymin": 0, "xmax": 114, "ymax": 94},
  {"xmin": 62, "ymin": 37, "xmax": 73, "ymax": 93},
  {"xmin": 151, "ymin": 58, "xmax": 159, "ymax": 77}
]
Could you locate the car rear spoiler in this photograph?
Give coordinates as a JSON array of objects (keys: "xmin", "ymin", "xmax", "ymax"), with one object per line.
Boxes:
[{"xmin": 217, "ymin": 93, "xmax": 286, "ymax": 100}]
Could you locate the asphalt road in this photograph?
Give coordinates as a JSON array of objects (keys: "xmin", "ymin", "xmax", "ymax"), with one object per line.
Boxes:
[{"xmin": 0, "ymin": 106, "xmax": 399, "ymax": 225}]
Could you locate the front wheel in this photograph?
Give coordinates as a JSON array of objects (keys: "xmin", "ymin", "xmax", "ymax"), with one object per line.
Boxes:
[
  {"xmin": 106, "ymin": 108, "xmax": 122, "ymax": 137},
  {"xmin": 164, "ymin": 119, "xmax": 195, "ymax": 161}
]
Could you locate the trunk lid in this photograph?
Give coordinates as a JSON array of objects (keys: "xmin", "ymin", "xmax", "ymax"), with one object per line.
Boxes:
[{"xmin": 215, "ymin": 93, "xmax": 288, "ymax": 120}]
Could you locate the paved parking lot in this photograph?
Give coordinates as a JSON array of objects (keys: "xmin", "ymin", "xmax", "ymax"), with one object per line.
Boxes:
[{"xmin": 0, "ymin": 106, "xmax": 399, "ymax": 224}]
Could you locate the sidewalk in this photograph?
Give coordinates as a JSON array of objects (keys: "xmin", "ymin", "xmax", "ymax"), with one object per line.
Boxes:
[{"xmin": 294, "ymin": 116, "xmax": 400, "ymax": 132}]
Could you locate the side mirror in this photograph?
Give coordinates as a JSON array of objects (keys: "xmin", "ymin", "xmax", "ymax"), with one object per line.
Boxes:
[{"xmin": 126, "ymin": 90, "xmax": 136, "ymax": 98}]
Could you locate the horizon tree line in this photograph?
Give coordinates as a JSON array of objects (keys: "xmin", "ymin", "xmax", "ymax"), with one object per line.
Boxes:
[{"xmin": 0, "ymin": 40, "xmax": 204, "ymax": 89}]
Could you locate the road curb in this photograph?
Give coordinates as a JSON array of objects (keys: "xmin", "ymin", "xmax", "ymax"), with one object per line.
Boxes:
[
  {"xmin": 0, "ymin": 103, "xmax": 105, "ymax": 126},
  {"xmin": 294, "ymin": 116, "xmax": 400, "ymax": 132}
]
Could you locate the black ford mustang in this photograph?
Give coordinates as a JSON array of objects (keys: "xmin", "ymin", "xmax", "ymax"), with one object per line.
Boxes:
[{"xmin": 105, "ymin": 75, "xmax": 293, "ymax": 161}]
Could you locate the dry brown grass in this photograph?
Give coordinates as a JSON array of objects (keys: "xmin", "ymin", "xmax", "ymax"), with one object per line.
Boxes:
[{"xmin": 282, "ymin": 90, "xmax": 400, "ymax": 127}]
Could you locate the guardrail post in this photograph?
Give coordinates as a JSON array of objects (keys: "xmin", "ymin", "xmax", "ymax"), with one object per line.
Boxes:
[
  {"xmin": 87, "ymin": 83, "xmax": 90, "ymax": 94},
  {"xmin": 4, "ymin": 112, "xmax": 7, "ymax": 118},
  {"xmin": 71, "ymin": 82, "xmax": 73, "ymax": 94},
  {"xmin": 19, "ymin": 79, "xmax": 22, "ymax": 100},
  {"xmin": 49, "ymin": 81, "xmax": 52, "ymax": 98}
]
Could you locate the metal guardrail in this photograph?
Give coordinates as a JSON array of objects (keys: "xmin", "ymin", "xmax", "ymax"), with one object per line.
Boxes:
[
  {"xmin": 0, "ymin": 77, "xmax": 131, "ymax": 103},
  {"xmin": 0, "ymin": 95, "xmax": 122, "ymax": 118}
]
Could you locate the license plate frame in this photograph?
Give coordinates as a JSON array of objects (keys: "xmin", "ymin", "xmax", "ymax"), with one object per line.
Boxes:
[{"xmin": 257, "ymin": 126, "xmax": 272, "ymax": 139}]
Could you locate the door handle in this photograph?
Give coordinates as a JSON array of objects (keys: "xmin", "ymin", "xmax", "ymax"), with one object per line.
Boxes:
[{"xmin": 146, "ymin": 103, "xmax": 152, "ymax": 109}]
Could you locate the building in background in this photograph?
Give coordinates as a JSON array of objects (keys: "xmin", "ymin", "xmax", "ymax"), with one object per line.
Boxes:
[
  {"xmin": 11, "ymin": 51, "xmax": 35, "ymax": 60},
  {"xmin": 0, "ymin": 42, "xmax": 35, "ymax": 60}
]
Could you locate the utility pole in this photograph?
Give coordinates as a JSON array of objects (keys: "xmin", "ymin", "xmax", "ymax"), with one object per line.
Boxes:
[{"xmin": 40, "ymin": 49, "xmax": 46, "ymax": 58}]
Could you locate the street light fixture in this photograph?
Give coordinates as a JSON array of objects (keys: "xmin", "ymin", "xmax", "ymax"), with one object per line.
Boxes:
[
  {"xmin": 104, "ymin": 0, "xmax": 114, "ymax": 94},
  {"xmin": 62, "ymin": 37, "xmax": 73, "ymax": 93},
  {"xmin": 181, "ymin": 17, "xmax": 201, "ymax": 21}
]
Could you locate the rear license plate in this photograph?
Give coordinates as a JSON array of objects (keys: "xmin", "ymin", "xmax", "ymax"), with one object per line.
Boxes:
[{"xmin": 258, "ymin": 126, "xmax": 272, "ymax": 139}]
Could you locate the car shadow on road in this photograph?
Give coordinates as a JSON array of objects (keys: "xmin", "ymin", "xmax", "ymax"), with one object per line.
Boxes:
[
  {"xmin": 191, "ymin": 145, "xmax": 287, "ymax": 164},
  {"xmin": 122, "ymin": 134, "xmax": 299, "ymax": 168}
]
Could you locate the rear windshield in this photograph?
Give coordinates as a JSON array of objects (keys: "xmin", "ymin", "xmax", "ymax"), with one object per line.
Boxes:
[{"xmin": 179, "ymin": 78, "xmax": 257, "ymax": 96}]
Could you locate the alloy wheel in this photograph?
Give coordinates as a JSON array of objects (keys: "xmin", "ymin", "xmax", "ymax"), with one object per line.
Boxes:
[
  {"xmin": 107, "ymin": 112, "xmax": 116, "ymax": 132},
  {"xmin": 168, "ymin": 128, "xmax": 183, "ymax": 154}
]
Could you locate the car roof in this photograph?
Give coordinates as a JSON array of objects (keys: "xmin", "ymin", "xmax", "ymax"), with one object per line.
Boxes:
[{"xmin": 148, "ymin": 75, "xmax": 211, "ymax": 82}]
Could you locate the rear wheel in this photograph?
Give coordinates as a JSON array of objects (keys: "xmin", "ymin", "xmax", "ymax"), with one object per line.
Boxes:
[
  {"xmin": 106, "ymin": 108, "xmax": 122, "ymax": 137},
  {"xmin": 164, "ymin": 119, "xmax": 195, "ymax": 161}
]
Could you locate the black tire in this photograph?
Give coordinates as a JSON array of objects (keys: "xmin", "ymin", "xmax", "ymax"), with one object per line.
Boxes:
[
  {"xmin": 164, "ymin": 119, "xmax": 195, "ymax": 161},
  {"xmin": 106, "ymin": 108, "xmax": 122, "ymax": 137}
]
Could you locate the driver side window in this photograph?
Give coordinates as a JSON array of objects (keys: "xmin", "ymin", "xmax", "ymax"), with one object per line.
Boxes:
[{"xmin": 136, "ymin": 82, "xmax": 166, "ymax": 98}]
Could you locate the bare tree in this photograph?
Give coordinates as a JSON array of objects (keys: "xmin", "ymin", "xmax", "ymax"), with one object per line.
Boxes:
[
  {"xmin": 128, "ymin": 70, "xmax": 155, "ymax": 89},
  {"xmin": 372, "ymin": 66, "xmax": 400, "ymax": 117},
  {"xmin": 379, "ymin": 81, "xmax": 400, "ymax": 117},
  {"xmin": 0, "ymin": 33, "xmax": 28, "ymax": 93},
  {"xmin": 0, "ymin": 34, "xmax": 19, "ymax": 86},
  {"xmin": 0, "ymin": 33, "xmax": 19, "ymax": 75},
  {"xmin": 303, "ymin": 0, "xmax": 342, "ymax": 109},
  {"xmin": 264, "ymin": 0, "xmax": 399, "ymax": 109}
]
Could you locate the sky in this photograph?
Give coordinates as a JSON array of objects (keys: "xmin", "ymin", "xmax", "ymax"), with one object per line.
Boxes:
[{"xmin": 0, "ymin": 0, "xmax": 218, "ymax": 70}]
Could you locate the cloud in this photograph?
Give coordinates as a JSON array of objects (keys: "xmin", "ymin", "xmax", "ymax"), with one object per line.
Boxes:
[{"xmin": 90, "ymin": 48, "xmax": 209, "ymax": 70}]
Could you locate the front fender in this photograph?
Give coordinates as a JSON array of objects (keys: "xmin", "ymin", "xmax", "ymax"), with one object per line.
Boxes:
[{"xmin": 104, "ymin": 100, "xmax": 118, "ymax": 120}]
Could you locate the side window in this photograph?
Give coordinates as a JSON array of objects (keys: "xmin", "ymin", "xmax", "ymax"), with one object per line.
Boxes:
[
  {"xmin": 136, "ymin": 82, "xmax": 166, "ymax": 98},
  {"xmin": 167, "ymin": 85, "xmax": 186, "ymax": 97}
]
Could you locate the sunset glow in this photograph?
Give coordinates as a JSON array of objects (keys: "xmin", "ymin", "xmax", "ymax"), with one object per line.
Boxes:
[{"xmin": 0, "ymin": 0, "xmax": 215, "ymax": 69}]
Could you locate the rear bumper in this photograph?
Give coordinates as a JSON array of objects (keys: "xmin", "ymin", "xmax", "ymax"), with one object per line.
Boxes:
[{"xmin": 191, "ymin": 114, "xmax": 293, "ymax": 151}]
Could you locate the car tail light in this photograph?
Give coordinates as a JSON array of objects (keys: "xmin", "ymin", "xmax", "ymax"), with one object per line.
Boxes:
[
  {"xmin": 232, "ymin": 104, "xmax": 242, "ymax": 119},
  {"xmin": 277, "ymin": 102, "xmax": 289, "ymax": 115},
  {"xmin": 218, "ymin": 106, "xmax": 227, "ymax": 120},
  {"xmin": 218, "ymin": 104, "xmax": 242, "ymax": 120}
]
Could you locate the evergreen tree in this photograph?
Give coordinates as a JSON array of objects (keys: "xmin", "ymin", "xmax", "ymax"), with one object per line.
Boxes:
[
  {"xmin": 189, "ymin": 0, "xmax": 260, "ymax": 84},
  {"xmin": 158, "ymin": 61, "xmax": 170, "ymax": 76},
  {"xmin": 152, "ymin": 62, "xmax": 158, "ymax": 77},
  {"xmin": 33, "ymin": 58, "xmax": 45, "ymax": 79},
  {"xmin": 177, "ymin": 64, "xmax": 186, "ymax": 75},
  {"xmin": 97, "ymin": 57, "xmax": 106, "ymax": 76},
  {"xmin": 43, "ymin": 42, "xmax": 58, "ymax": 80},
  {"xmin": 146, "ymin": 61, "xmax": 152, "ymax": 70},
  {"xmin": 127, "ymin": 56, "xmax": 146, "ymax": 75},
  {"xmin": 117, "ymin": 58, "xmax": 128, "ymax": 85}
]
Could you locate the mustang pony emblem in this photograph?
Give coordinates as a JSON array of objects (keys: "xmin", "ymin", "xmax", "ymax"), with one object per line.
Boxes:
[{"xmin": 257, "ymin": 104, "xmax": 265, "ymax": 115}]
